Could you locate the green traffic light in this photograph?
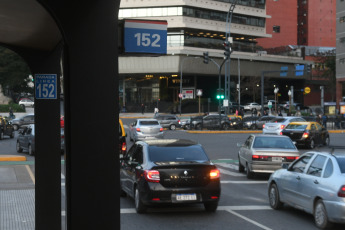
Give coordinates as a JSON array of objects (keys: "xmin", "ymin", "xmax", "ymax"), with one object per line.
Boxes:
[
  {"xmin": 216, "ymin": 95, "xmax": 220, "ymax": 99},
  {"xmin": 221, "ymin": 95, "xmax": 224, "ymax": 99}
]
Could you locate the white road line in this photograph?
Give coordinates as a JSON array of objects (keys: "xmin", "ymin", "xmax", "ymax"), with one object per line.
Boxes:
[
  {"xmin": 224, "ymin": 209, "xmax": 272, "ymax": 230},
  {"xmin": 221, "ymin": 180, "xmax": 267, "ymax": 184},
  {"xmin": 61, "ymin": 173, "xmax": 65, "ymax": 179},
  {"xmin": 216, "ymin": 162, "xmax": 239, "ymax": 170},
  {"xmin": 218, "ymin": 168, "xmax": 245, "ymax": 177}
]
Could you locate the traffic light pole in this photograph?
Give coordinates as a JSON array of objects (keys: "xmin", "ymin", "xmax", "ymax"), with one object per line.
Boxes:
[{"xmin": 210, "ymin": 58, "xmax": 227, "ymax": 114}]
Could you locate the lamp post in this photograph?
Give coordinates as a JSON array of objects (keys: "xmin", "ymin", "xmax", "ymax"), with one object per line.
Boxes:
[
  {"xmin": 180, "ymin": 56, "xmax": 200, "ymax": 115},
  {"xmin": 274, "ymin": 87, "xmax": 279, "ymax": 115},
  {"xmin": 288, "ymin": 90, "xmax": 291, "ymax": 115}
]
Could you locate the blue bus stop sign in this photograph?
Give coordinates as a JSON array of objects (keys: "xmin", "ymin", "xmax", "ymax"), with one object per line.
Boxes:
[
  {"xmin": 124, "ymin": 19, "xmax": 167, "ymax": 54},
  {"xmin": 280, "ymin": 66, "xmax": 288, "ymax": 77},
  {"xmin": 295, "ymin": 65, "xmax": 304, "ymax": 76},
  {"xmin": 35, "ymin": 74, "xmax": 57, "ymax": 99}
]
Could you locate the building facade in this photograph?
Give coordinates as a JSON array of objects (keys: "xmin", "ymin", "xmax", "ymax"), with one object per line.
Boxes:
[
  {"xmin": 119, "ymin": 0, "xmax": 310, "ymax": 113},
  {"xmin": 337, "ymin": 0, "xmax": 345, "ymax": 108}
]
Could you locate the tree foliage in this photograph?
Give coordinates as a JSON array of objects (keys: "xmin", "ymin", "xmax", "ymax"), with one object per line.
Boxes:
[
  {"xmin": 0, "ymin": 46, "xmax": 32, "ymax": 101},
  {"xmin": 314, "ymin": 54, "xmax": 336, "ymax": 101}
]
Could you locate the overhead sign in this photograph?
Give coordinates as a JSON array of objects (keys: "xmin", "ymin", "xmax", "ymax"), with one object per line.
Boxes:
[
  {"xmin": 295, "ymin": 65, "xmax": 304, "ymax": 76},
  {"xmin": 124, "ymin": 19, "xmax": 167, "ymax": 54},
  {"xmin": 35, "ymin": 74, "xmax": 57, "ymax": 99},
  {"xmin": 280, "ymin": 66, "xmax": 288, "ymax": 77}
]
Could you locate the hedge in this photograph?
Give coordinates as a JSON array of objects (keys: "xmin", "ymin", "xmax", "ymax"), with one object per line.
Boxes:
[{"xmin": 0, "ymin": 103, "xmax": 26, "ymax": 112}]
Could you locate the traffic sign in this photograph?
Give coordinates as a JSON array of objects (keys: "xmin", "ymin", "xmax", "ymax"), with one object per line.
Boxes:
[
  {"xmin": 179, "ymin": 93, "xmax": 183, "ymax": 98},
  {"xmin": 196, "ymin": 89, "xmax": 203, "ymax": 96},
  {"xmin": 35, "ymin": 74, "xmax": 57, "ymax": 99},
  {"xmin": 268, "ymin": 101, "xmax": 272, "ymax": 108},
  {"xmin": 124, "ymin": 19, "xmax": 167, "ymax": 54},
  {"xmin": 304, "ymin": 87, "xmax": 311, "ymax": 94}
]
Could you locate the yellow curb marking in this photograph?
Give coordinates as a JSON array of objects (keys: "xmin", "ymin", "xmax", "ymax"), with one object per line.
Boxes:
[
  {"xmin": 25, "ymin": 165, "xmax": 35, "ymax": 184},
  {"xmin": 0, "ymin": 155, "xmax": 26, "ymax": 161}
]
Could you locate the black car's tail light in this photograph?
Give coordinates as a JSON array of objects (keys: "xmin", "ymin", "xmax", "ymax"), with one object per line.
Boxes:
[
  {"xmin": 121, "ymin": 142, "xmax": 126, "ymax": 152},
  {"xmin": 210, "ymin": 169, "xmax": 220, "ymax": 179},
  {"xmin": 144, "ymin": 170, "xmax": 160, "ymax": 183},
  {"xmin": 280, "ymin": 132, "xmax": 283, "ymax": 135},
  {"xmin": 302, "ymin": 132, "xmax": 309, "ymax": 138},
  {"xmin": 337, "ymin": 185, "xmax": 345, "ymax": 197},
  {"xmin": 159, "ymin": 128, "xmax": 163, "ymax": 132}
]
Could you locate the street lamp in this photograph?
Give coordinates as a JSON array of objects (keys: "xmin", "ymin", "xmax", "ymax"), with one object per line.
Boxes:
[
  {"xmin": 288, "ymin": 90, "xmax": 291, "ymax": 115},
  {"xmin": 274, "ymin": 87, "xmax": 279, "ymax": 114}
]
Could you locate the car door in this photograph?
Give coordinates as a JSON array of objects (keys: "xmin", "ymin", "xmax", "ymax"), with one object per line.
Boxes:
[
  {"xmin": 121, "ymin": 144, "xmax": 137, "ymax": 194},
  {"xmin": 127, "ymin": 144, "xmax": 144, "ymax": 194},
  {"xmin": 298, "ymin": 155, "xmax": 328, "ymax": 212},
  {"xmin": 278, "ymin": 153, "xmax": 315, "ymax": 206},
  {"xmin": 202, "ymin": 116, "xmax": 214, "ymax": 129},
  {"xmin": 310, "ymin": 123, "xmax": 321, "ymax": 145},
  {"xmin": 23, "ymin": 115, "xmax": 34, "ymax": 126},
  {"xmin": 239, "ymin": 135, "xmax": 254, "ymax": 166},
  {"xmin": 17, "ymin": 127, "xmax": 28, "ymax": 149},
  {"xmin": 316, "ymin": 123, "xmax": 327, "ymax": 144}
]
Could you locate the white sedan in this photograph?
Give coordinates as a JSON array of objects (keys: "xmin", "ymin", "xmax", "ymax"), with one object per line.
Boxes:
[
  {"xmin": 244, "ymin": 102, "xmax": 261, "ymax": 111},
  {"xmin": 18, "ymin": 98, "xmax": 34, "ymax": 107}
]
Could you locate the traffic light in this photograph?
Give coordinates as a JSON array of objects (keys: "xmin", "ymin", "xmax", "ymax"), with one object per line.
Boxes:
[
  {"xmin": 223, "ymin": 41, "xmax": 231, "ymax": 59},
  {"xmin": 216, "ymin": 88, "xmax": 224, "ymax": 100},
  {"xmin": 203, "ymin": 51, "xmax": 209, "ymax": 64},
  {"xmin": 306, "ymin": 64, "xmax": 312, "ymax": 73}
]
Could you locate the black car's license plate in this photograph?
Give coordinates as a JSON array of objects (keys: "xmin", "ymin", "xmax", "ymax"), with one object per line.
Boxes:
[{"xmin": 176, "ymin": 193, "xmax": 197, "ymax": 201}]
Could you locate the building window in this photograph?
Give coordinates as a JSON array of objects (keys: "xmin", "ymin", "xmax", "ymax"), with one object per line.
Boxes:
[
  {"xmin": 340, "ymin": 58, "xmax": 345, "ymax": 64},
  {"xmin": 340, "ymin": 16, "xmax": 345, "ymax": 23},
  {"xmin": 273, "ymin": 26, "xmax": 280, "ymax": 33},
  {"xmin": 340, "ymin": 37, "xmax": 345, "ymax": 44}
]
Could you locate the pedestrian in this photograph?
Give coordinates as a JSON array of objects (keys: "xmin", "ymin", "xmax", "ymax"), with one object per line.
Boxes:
[
  {"xmin": 336, "ymin": 111, "xmax": 342, "ymax": 129},
  {"xmin": 235, "ymin": 109, "xmax": 238, "ymax": 116},
  {"xmin": 141, "ymin": 103, "xmax": 145, "ymax": 114},
  {"xmin": 322, "ymin": 114, "xmax": 328, "ymax": 129},
  {"xmin": 252, "ymin": 108, "xmax": 257, "ymax": 116},
  {"xmin": 263, "ymin": 110, "xmax": 268, "ymax": 116},
  {"xmin": 240, "ymin": 108, "xmax": 244, "ymax": 118},
  {"xmin": 154, "ymin": 107, "xmax": 159, "ymax": 115},
  {"xmin": 9, "ymin": 107, "xmax": 14, "ymax": 119},
  {"xmin": 278, "ymin": 110, "xmax": 282, "ymax": 116},
  {"xmin": 316, "ymin": 114, "xmax": 322, "ymax": 124}
]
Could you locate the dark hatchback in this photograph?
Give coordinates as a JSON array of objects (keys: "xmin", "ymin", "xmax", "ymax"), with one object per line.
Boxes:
[
  {"xmin": 120, "ymin": 139, "xmax": 221, "ymax": 213},
  {"xmin": 281, "ymin": 121, "xmax": 330, "ymax": 149}
]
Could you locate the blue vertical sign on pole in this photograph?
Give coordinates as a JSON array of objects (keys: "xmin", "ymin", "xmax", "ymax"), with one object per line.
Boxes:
[
  {"xmin": 35, "ymin": 74, "xmax": 57, "ymax": 99},
  {"xmin": 124, "ymin": 19, "xmax": 167, "ymax": 54},
  {"xmin": 295, "ymin": 65, "xmax": 304, "ymax": 76},
  {"xmin": 280, "ymin": 66, "xmax": 288, "ymax": 77}
]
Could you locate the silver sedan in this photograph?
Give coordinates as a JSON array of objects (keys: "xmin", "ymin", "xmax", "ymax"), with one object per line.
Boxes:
[
  {"xmin": 129, "ymin": 119, "xmax": 164, "ymax": 142},
  {"xmin": 268, "ymin": 151, "xmax": 345, "ymax": 229},
  {"xmin": 237, "ymin": 134, "xmax": 300, "ymax": 179}
]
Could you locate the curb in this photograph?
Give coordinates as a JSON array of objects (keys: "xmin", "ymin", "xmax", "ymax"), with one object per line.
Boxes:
[
  {"xmin": 187, "ymin": 130, "xmax": 263, "ymax": 134},
  {"xmin": 0, "ymin": 155, "xmax": 27, "ymax": 161}
]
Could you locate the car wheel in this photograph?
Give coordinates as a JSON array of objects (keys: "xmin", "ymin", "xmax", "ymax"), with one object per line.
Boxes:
[
  {"xmin": 10, "ymin": 131, "xmax": 14, "ymax": 138},
  {"xmin": 246, "ymin": 163, "xmax": 254, "ymax": 179},
  {"xmin": 195, "ymin": 124, "xmax": 202, "ymax": 130},
  {"xmin": 135, "ymin": 187, "xmax": 147, "ymax": 214},
  {"xmin": 222, "ymin": 123, "xmax": 230, "ymax": 130},
  {"xmin": 238, "ymin": 155, "xmax": 244, "ymax": 173},
  {"xmin": 0, "ymin": 131, "xmax": 3, "ymax": 140},
  {"xmin": 13, "ymin": 124, "xmax": 19, "ymax": 131},
  {"xmin": 268, "ymin": 183, "xmax": 283, "ymax": 210},
  {"xmin": 314, "ymin": 199, "xmax": 333, "ymax": 229},
  {"xmin": 204, "ymin": 202, "xmax": 218, "ymax": 212},
  {"xmin": 250, "ymin": 124, "xmax": 257, "ymax": 130},
  {"xmin": 170, "ymin": 124, "xmax": 176, "ymax": 130},
  {"xmin": 184, "ymin": 124, "xmax": 190, "ymax": 130},
  {"xmin": 16, "ymin": 142, "xmax": 23, "ymax": 153},
  {"xmin": 323, "ymin": 136, "xmax": 330, "ymax": 146},
  {"xmin": 309, "ymin": 139, "xmax": 315, "ymax": 149},
  {"xmin": 28, "ymin": 144, "xmax": 34, "ymax": 156}
]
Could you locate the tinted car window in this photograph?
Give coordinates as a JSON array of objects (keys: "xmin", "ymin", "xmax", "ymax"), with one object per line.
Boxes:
[
  {"xmin": 307, "ymin": 155, "xmax": 327, "ymax": 177},
  {"xmin": 148, "ymin": 145, "xmax": 209, "ymax": 162},
  {"xmin": 253, "ymin": 136, "xmax": 296, "ymax": 149},
  {"xmin": 271, "ymin": 118, "xmax": 286, "ymax": 122},
  {"xmin": 336, "ymin": 157, "xmax": 345, "ymax": 173},
  {"xmin": 139, "ymin": 121, "xmax": 159, "ymax": 125},
  {"xmin": 323, "ymin": 159, "xmax": 333, "ymax": 178},
  {"xmin": 291, "ymin": 154, "xmax": 314, "ymax": 173},
  {"xmin": 285, "ymin": 124, "xmax": 307, "ymax": 129}
]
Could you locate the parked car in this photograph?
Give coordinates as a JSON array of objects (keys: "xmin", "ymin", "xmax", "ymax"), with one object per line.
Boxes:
[
  {"xmin": 129, "ymin": 119, "xmax": 163, "ymax": 142},
  {"xmin": 11, "ymin": 113, "xmax": 35, "ymax": 131},
  {"xmin": 119, "ymin": 119, "xmax": 127, "ymax": 157},
  {"xmin": 254, "ymin": 116, "xmax": 277, "ymax": 129},
  {"xmin": 237, "ymin": 134, "xmax": 300, "ymax": 179},
  {"xmin": 18, "ymin": 98, "xmax": 34, "ymax": 107},
  {"xmin": 242, "ymin": 116, "xmax": 260, "ymax": 130},
  {"xmin": 0, "ymin": 116, "xmax": 15, "ymax": 139},
  {"xmin": 228, "ymin": 116, "xmax": 243, "ymax": 129},
  {"xmin": 180, "ymin": 117, "xmax": 191, "ymax": 130},
  {"xmin": 191, "ymin": 114, "xmax": 231, "ymax": 130},
  {"xmin": 262, "ymin": 116, "xmax": 306, "ymax": 135},
  {"xmin": 16, "ymin": 124, "xmax": 65, "ymax": 155},
  {"xmin": 244, "ymin": 102, "xmax": 262, "ymax": 112},
  {"xmin": 268, "ymin": 150, "xmax": 345, "ymax": 229},
  {"xmin": 280, "ymin": 121, "xmax": 330, "ymax": 149},
  {"xmin": 154, "ymin": 114, "xmax": 181, "ymax": 130},
  {"xmin": 120, "ymin": 139, "xmax": 221, "ymax": 213}
]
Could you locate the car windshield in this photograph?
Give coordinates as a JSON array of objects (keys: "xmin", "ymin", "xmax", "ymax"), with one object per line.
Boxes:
[
  {"xmin": 139, "ymin": 121, "xmax": 159, "ymax": 125},
  {"xmin": 253, "ymin": 136, "xmax": 296, "ymax": 149},
  {"xmin": 271, "ymin": 118, "xmax": 286, "ymax": 123},
  {"xmin": 285, "ymin": 124, "xmax": 307, "ymax": 129},
  {"xmin": 148, "ymin": 145, "xmax": 209, "ymax": 162}
]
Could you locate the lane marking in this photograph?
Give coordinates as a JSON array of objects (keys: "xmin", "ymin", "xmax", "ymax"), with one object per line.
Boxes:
[
  {"xmin": 61, "ymin": 173, "xmax": 65, "ymax": 179},
  {"xmin": 224, "ymin": 209, "xmax": 272, "ymax": 230},
  {"xmin": 218, "ymin": 168, "xmax": 245, "ymax": 177},
  {"xmin": 216, "ymin": 162, "xmax": 239, "ymax": 170},
  {"xmin": 25, "ymin": 165, "xmax": 35, "ymax": 184},
  {"xmin": 221, "ymin": 181, "xmax": 267, "ymax": 184}
]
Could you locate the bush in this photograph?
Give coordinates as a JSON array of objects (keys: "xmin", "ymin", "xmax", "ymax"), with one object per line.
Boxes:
[{"xmin": 0, "ymin": 103, "xmax": 26, "ymax": 112}]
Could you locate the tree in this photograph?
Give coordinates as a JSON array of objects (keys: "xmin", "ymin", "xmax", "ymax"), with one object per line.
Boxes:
[
  {"xmin": 0, "ymin": 46, "xmax": 32, "ymax": 101},
  {"xmin": 314, "ymin": 53, "xmax": 336, "ymax": 101}
]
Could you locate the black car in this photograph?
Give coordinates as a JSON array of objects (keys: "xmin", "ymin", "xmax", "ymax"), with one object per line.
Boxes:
[
  {"xmin": 191, "ymin": 114, "xmax": 231, "ymax": 130},
  {"xmin": 242, "ymin": 116, "xmax": 260, "ymax": 130},
  {"xmin": 281, "ymin": 121, "xmax": 330, "ymax": 149},
  {"xmin": 154, "ymin": 114, "xmax": 181, "ymax": 130},
  {"xmin": 229, "ymin": 117, "xmax": 243, "ymax": 129},
  {"xmin": 120, "ymin": 139, "xmax": 221, "ymax": 213}
]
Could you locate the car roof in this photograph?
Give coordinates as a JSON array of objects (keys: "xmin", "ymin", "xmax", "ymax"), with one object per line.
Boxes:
[
  {"xmin": 137, "ymin": 118, "xmax": 158, "ymax": 121},
  {"xmin": 251, "ymin": 134, "xmax": 291, "ymax": 139},
  {"xmin": 140, "ymin": 139, "xmax": 198, "ymax": 147}
]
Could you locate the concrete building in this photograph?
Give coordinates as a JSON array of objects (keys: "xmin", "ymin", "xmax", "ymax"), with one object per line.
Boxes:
[
  {"xmin": 337, "ymin": 0, "xmax": 345, "ymax": 108},
  {"xmin": 119, "ymin": 0, "xmax": 310, "ymax": 113}
]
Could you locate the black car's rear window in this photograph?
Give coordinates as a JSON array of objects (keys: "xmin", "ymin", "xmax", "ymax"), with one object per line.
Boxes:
[
  {"xmin": 148, "ymin": 145, "xmax": 209, "ymax": 162},
  {"xmin": 335, "ymin": 157, "xmax": 345, "ymax": 173},
  {"xmin": 285, "ymin": 124, "xmax": 307, "ymax": 130},
  {"xmin": 139, "ymin": 121, "xmax": 159, "ymax": 125}
]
